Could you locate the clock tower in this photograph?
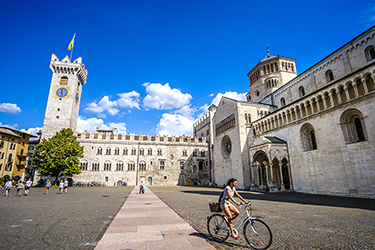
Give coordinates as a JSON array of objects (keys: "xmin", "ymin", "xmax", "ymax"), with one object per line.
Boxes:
[{"xmin": 42, "ymin": 54, "xmax": 88, "ymax": 139}]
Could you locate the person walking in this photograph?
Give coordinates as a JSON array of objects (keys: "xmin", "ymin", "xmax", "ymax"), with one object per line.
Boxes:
[
  {"xmin": 139, "ymin": 181, "xmax": 144, "ymax": 194},
  {"xmin": 45, "ymin": 179, "xmax": 51, "ymax": 194},
  {"xmin": 24, "ymin": 179, "xmax": 32, "ymax": 196},
  {"xmin": 16, "ymin": 180, "xmax": 24, "ymax": 197},
  {"xmin": 59, "ymin": 180, "xmax": 64, "ymax": 194},
  {"xmin": 63, "ymin": 179, "xmax": 68, "ymax": 194},
  {"xmin": 4, "ymin": 179, "xmax": 12, "ymax": 197},
  {"xmin": 219, "ymin": 178, "xmax": 248, "ymax": 240}
]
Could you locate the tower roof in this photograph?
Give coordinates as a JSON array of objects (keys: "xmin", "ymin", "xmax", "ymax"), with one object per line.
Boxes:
[{"xmin": 260, "ymin": 54, "xmax": 278, "ymax": 62}]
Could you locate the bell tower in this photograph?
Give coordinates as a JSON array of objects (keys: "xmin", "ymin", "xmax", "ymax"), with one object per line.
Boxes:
[
  {"xmin": 42, "ymin": 54, "xmax": 88, "ymax": 139},
  {"xmin": 246, "ymin": 51, "xmax": 297, "ymax": 103}
]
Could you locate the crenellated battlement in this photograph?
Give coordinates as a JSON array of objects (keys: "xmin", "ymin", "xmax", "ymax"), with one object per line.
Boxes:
[
  {"xmin": 76, "ymin": 131, "xmax": 207, "ymax": 144},
  {"xmin": 50, "ymin": 54, "xmax": 88, "ymax": 84},
  {"xmin": 193, "ymin": 113, "xmax": 210, "ymax": 128}
]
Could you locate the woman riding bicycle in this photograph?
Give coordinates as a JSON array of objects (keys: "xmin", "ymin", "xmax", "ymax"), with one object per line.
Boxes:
[{"xmin": 219, "ymin": 178, "xmax": 248, "ymax": 239}]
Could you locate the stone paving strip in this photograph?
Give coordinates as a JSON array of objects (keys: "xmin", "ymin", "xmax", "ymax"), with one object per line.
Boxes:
[{"xmin": 95, "ymin": 186, "xmax": 215, "ymax": 250}]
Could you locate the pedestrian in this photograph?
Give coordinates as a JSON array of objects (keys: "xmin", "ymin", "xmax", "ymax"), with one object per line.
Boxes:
[
  {"xmin": 139, "ymin": 181, "xmax": 144, "ymax": 194},
  {"xmin": 4, "ymin": 179, "xmax": 12, "ymax": 197},
  {"xmin": 59, "ymin": 180, "xmax": 64, "ymax": 194},
  {"xmin": 219, "ymin": 178, "xmax": 248, "ymax": 240},
  {"xmin": 45, "ymin": 179, "xmax": 51, "ymax": 194},
  {"xmin": 16, "ymin": 180, "xmax": 24, "ymax": 197},
  {"xmin": 25, "ymin": 178, "xmax": 32, "ymax": 196},
  {"xmin": 63, "ymin": 179, "xmax": 68, "ymax": 194}
]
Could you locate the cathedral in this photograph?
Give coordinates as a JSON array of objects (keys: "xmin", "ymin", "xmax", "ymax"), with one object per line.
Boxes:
[
  {"xmin": 36, "ymin": 25, "xmax": 375, "ymax": 198},
  {"xmin": 194, "ymin": 25, "xmax": 375, "ymax": 199}
]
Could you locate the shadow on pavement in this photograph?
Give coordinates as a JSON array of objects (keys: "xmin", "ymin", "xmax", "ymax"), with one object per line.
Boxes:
[{"xmin": 180, "ymin": 187, "xmax": 375, "ymax": 211}]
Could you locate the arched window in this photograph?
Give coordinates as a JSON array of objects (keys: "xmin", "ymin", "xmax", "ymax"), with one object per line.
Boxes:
[
  {"xmin": 131, "ymin": 148, "xmax": 136, "ymax": 155},
  {"xmin": 106, "ymin": 148, "xmax": 111, "ymax": 155},
  {"xmin": 182, "ymin": 149, "xmax": 187, "ymax": 156},
  {"xmin": 148, "ymin": 148, "xmax": 152, "ymax": 155},
  {"xmin": 280, "ymin": 98, "xmax": 286, "ymax": 107},
  {"xmin": 60, "ymin": 76, "xmax": 68, "ymax": 85},
  {"xmin": 114, "ymin": 148, "xmax": 119, "ymax": 155},
  {"xmin": 299, "ymin": 86, "xmax": 305, "ymax": 97},
  {"xmin": 127, "ymin": 162, "xmax": 135, "ymax": 171},
  {"xmin": 139, "ymin": 161, "xmax": 146, "ymax": 171},
  {"xmin": 97, "ymin": 147, "xmax": 102, "ymax": 155},
  {"xmin": 300, "ymin": 123, "xmax": 317, "ymax": 151},
  {"xmin": 340, "ymin": 109, "xmax": 367, "ymax": 144},
  {"xmin": 325, "ymin": 70, "xmax": 334, "ymax": 83},
  {"xmin": 140, "ymin": 148, "xmax": 144, "ymax": 155},
  {"xmin": 116, "ymin": 162, "xmax": 124, "ymax": 171},
  {"xmin": 123, "ymin": 148, "xmax": 128, "ymax": 155},
  {"xmin": 157, "ymin": 149, "xmax": 162, "ymax": 155},
  {"xmin": 104, "ymin": 162, "xmax": 111, "ymax": 171},
  {"xmin": 365, "ymin": 46, "xmax": 375, "ymax": 61}
]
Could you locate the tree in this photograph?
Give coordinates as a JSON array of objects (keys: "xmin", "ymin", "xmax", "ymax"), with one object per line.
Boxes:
[{"xmin": 33, "ymin": 128, "xmax": 84, "ymax": 183}]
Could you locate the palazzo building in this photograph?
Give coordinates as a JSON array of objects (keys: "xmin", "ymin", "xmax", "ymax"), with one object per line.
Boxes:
[
  {"xmin": 194, "ymin": 25, "xmax": 375, "ymax": 199},
  {"xmin": 0, "ymin": 126, "xmax": 36, "ymax": 181}
]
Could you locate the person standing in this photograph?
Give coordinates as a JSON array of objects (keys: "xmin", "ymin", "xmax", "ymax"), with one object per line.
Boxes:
[
  {"xmin": 24, "ymin": 179, "xmax": 32, "ymax": 196},
  {"xmin": 45, "ymin": 179, "xmax": 51, "ymax": 194},
  {"xmin": 63, "ymin": 179, "xmax": 69, "ymax": 194},
  {"xmin": 5, "ymin": 180, "xmax": 12, "ymax": 197},
  {"xmin": 16, "ymin": 180, "xmax": 24, "ymax": 197},
  {"xmin": 59, "ymin": 180, "xmax": 64, "ymax": 194}
]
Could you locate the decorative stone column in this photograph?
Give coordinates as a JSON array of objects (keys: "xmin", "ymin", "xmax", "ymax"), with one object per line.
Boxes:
[
  {"xmin": 279, "ymin": 163, "xmax": 285, "ymax": 190},
  {"xmin": 361, "ymin": 77, "xmax": 369, "ymax": 94},
  {"xmin": 352, "ymin": 82, "xmax": 359, "ymax": 98},
  {"xmin": 286, "ymin": 163, "xmax": 293, "ymax": 190},
  {"xmin": 264, "ymin": 162, "xmax": 270, "ymax": 190},
  {"xmin": 344, "ymin": 86, "xmax": 350, "ymax": 102}
]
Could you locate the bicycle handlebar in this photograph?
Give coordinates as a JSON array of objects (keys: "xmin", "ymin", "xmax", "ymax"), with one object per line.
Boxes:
[{"xmin": 239, "ymin": 201, "xmax": 251, "ymax": 207}]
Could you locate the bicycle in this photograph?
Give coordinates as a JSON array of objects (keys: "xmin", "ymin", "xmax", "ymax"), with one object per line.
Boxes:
[{"xmin": 207, "ymin": 202, "xmax": 272, "ymax": 250}]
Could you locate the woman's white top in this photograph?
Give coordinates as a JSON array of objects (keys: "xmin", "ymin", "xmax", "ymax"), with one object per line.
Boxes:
[{"xmin": 220, "ymin": 186, "xmax": 236, "ymax": 204}]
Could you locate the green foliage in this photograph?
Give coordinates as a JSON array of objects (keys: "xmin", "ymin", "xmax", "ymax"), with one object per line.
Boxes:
[{"xmin": 33, "ymin": 128, "xmax": 84, "ymax": 180}]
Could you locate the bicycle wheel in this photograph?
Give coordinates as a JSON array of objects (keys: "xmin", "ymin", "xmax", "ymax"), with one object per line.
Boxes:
[
  {"xmin": 207, "ymin": 214, "xmax": 230, "ymax": 242},
  {"xmin": 243, "ymin": 218, "xmax": 272, "ymax": 250}
]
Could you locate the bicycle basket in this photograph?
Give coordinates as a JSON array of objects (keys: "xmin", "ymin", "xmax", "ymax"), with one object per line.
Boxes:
[{"xmin": 209, "ymin": 202, "xmax": 222, "ymax": 212}]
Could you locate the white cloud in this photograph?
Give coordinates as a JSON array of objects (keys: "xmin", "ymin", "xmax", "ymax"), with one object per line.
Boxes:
[
  {"xmin": 20, "ymin": 127, "xmax": 42, "ymax": 136},
  {"xmin": 117, "ymin": 91, "xmax": 141, "ymax": 109},
  {"xmin": 142, "ymin": 82, "xmax": 192, "ymax": 110},
  {"xmin": 77, "ymin": 116, "xmax": 127, "ymax": 134},
  {"xmin": 155, "ymin": 113, "xmax": 194, "ymax": 136},
  {"xmin": 0, "ymin": 122, "xmax": 18, "ymax": 129},
  {"xmin": 175, "ymin": 105, "xmax": 195, "ymax": 119},
  {"xmin": 85, "ymin": 91, "xmax": 141, "ymax": 117},
  {"xmin": 211, "ymin": 91, "xmax": 247, "ymax": 106},
  {"xmin": 85, "ymin": 96, "xmax": 119, "ymax": 117},
  {"xmin": 0, "ymin": 103, "xmax": 21, "ymax": 114}
]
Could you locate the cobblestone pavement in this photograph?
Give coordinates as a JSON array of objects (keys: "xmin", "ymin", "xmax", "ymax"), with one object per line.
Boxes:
[
  {"xmin": 150, "ymin": 186, "xmax": 375, "ymax": 250},
  {"xmin": 0, "ymin": 186, "xmax": 132, "ymax": 250}
]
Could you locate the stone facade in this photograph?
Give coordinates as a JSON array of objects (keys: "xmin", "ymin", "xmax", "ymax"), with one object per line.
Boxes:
[
  {"xmin": 75, "ymin": 130, "xmax": 209, "ymax": 186},
  {"xmin": 0, "ymin": 127, "xmax": 36, "ymax": 181},
  {"xmin": 195, "ymin": 25, "xmax": 375, "ymax": 199}
]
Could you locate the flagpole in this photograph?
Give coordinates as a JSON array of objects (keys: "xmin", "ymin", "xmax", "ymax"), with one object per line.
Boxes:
[
  {"xmin": 70, "ymin": 45, "xmax": 74, "ymax": 61},
  {"xmin": 69, "ymin": 33, "xmax": 76, "ymax": 61}
]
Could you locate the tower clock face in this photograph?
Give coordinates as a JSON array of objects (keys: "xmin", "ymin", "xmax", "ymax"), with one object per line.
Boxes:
[
  {"xmin": 75, "ymin": 92, "xmax": 79, "ymax": 103},
  {"xmin": 56, "ymin": 87, "xmax": 68, "ymax": 97}
]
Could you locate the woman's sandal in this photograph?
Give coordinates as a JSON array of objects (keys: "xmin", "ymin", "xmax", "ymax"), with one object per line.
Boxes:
[{"xmin": 231, "ymin": 234, "xmax": 239, "ymax": 240}]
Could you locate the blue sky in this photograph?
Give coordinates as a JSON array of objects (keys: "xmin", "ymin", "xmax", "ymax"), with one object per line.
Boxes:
[{"xmin": 1, "ymin": 0, "xmax": 374, "ymax": 136}]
